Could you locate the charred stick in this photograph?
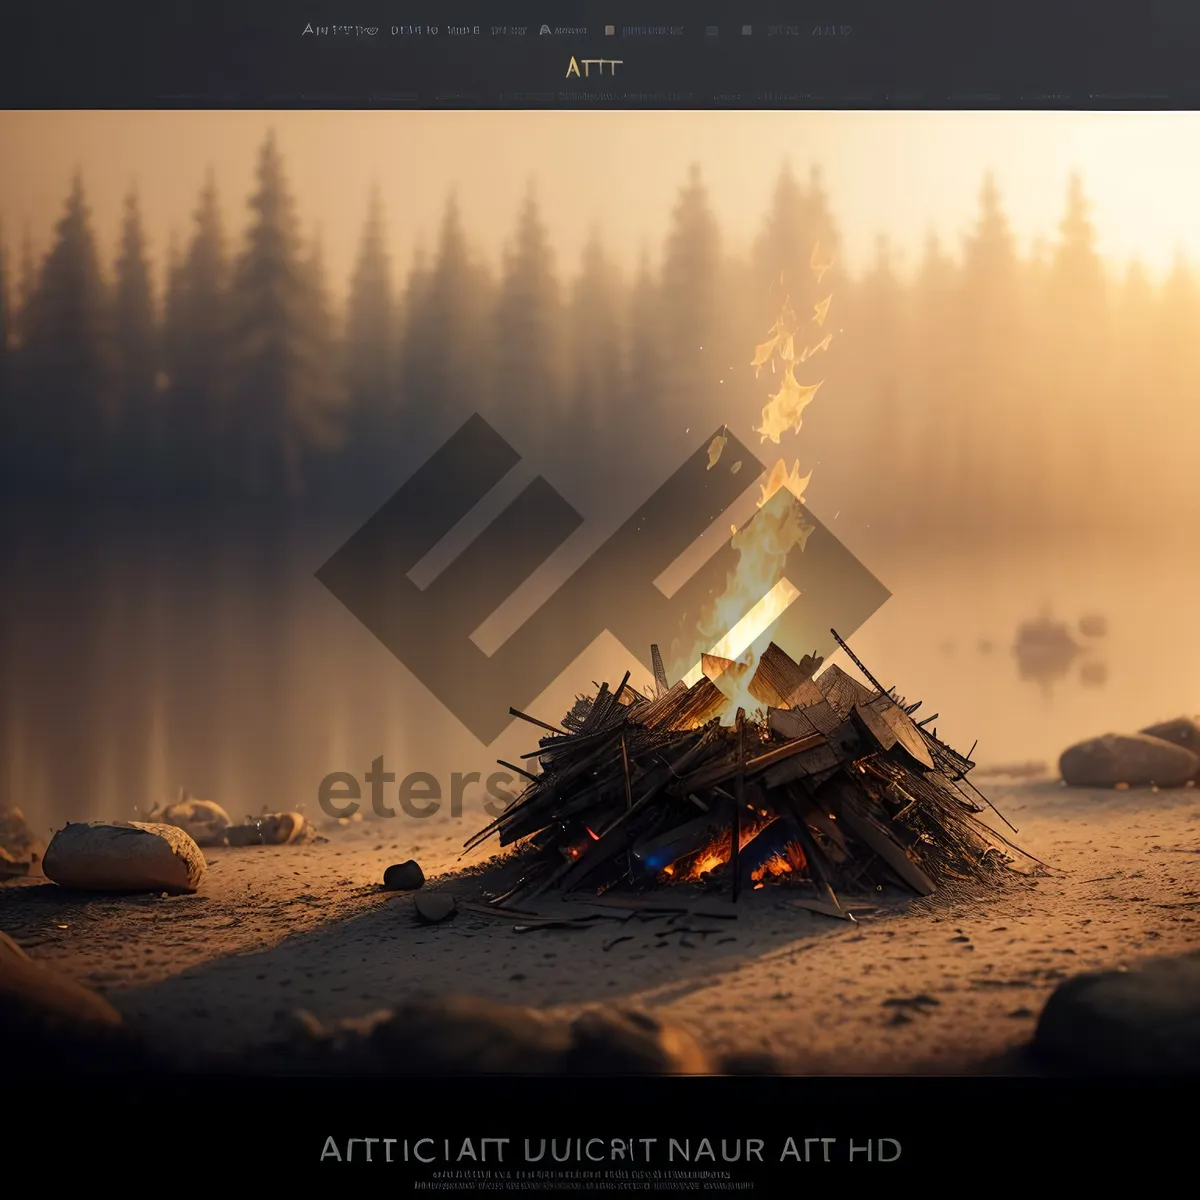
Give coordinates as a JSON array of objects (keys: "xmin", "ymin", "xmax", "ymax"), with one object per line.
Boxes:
[
  {"xmin": 731, "ymin": 709, "xmax": 745, "ymax": 904},
  {"xmin": 509, "ymin": 706, "xmax": 569, "ymax": 736}
]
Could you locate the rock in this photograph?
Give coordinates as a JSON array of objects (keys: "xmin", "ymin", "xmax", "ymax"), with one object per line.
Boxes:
[
  {"xmin": 0, "ymin": 805, "xmax": 43, "ymax": 878},
  {"xmin": 1078, "ymin": 614, "xmax": 1108, "ymax": 638},
  {"xmin": 383, "ymin": 860, "xmax": 425, "ymax": 891},
  {"xmin": 1139, "ymin": 717, "xmax": 1200, "ymax": 764},
  {"xmin": 565, "ymin": 1006, "xmax": 712, "ymax": 1074},
  {"xmin": 372, "ymin": 996, "xmax": 570, "ymax": 1074},
  {"xmin": 413, "ymin": 891, "xmax": 456, "ymax": 923},
  {"xmin": 264, "ymin": 811, "xmax": 309, "ymax": 845},
  {"xmin": 43, "ymin": 821, "xmax": 206, "ymax": 894},
  {"xmin": 0, "ymin": 928, "xmax": 151, "ymax": 1070},
  {"xmin": 147, "ymin": 792, "xmax": 232, "ymax": 847},
  {"xmin": 1033, "ymin": 951, "xmax": 1200, "ymax": 1074},
  {"xmin": 1058, "ymin": 733, "xmax": 1199, "ymax": 788},
  {"xmin": 245, "ymin": 996, "xmax": 716, "ymax": 1076},
  {"xmin": 225, "ymin": 811, "xmax": 310, "ymax": 847}
]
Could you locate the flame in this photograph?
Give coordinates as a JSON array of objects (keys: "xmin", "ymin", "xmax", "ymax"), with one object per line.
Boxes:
[
  {"xmin": 665, "ymin": 812, "xmax": 777, "ymax": 883},
  {"xmin": 663, "ymin": 821, "xmax": 808, "ymax": 886},
  {"xmin": 670, "ymin": 248, "xmax": 833, "ymax": 721}
]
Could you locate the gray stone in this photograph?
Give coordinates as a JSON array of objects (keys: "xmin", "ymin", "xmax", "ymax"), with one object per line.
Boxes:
[
  {"xmin": 1139, "ymin": 716, "xmax": 1200, "ymax": 763},
  {"xmin": 413, "ymin": 891, "xmax": 456, "ymax": 923},
  {"xmin": 1033, "ymin": 951, "xmax": 1200, "ymax": 1074},
  {"xmin": 383, "ymin": 860, "xmax": 425, "ymax": 891},
  {"xmin": 1058, "ymin": 733, "xmax": 1199, "ymax": 788}
]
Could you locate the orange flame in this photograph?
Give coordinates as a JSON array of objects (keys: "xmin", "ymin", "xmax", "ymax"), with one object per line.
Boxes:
[{"xmin": 671, "ymin": 250, "xmax": 833, "ymax": 716}]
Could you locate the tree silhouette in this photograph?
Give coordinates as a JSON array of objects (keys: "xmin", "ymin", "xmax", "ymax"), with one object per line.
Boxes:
[
  {"xmin": 567, "ymin": 230, "xmax": 624, "ymax": 449},
  {"xmin": 626, "ymin": 249, "xmax": 664, "ymax": 446},
  {"xmin": 344, "ymin": 184, "xmax": 395, "ymax": 473},
  {"xmin": 400, "ymin": 195, "xmax": 493, "ymax": 438},
  {"xmin": 910, "ymin": 233, "xmax": 961, "ymax": 529},
  {"xmin": 20, "ymin": 173, "xmax": 111, "ymax": 491},
  {"xmin": 0, "ymin": 225, "xmax": 9, "ymax": 404},
  {"xmin": 293, "ymin": 231, "xmax": 346, "ymax": 494},
  {"xmin": 659, "ymin": 165, "xmax": 723, "ymax": 433},
  {"xmin": 1047, "ymin": 174, "xmax": 1109, "ymax": 534},
  {"xmin": 165, "ymin": 173, "xmax": 229, "ymax": 497},
  {"xmin": 957, "ymin": 172, "xmax": 1022, "ymax": 536},
  {"xmin": 494, "ymin": 187, "xmax": 564, "ymax": 455},
  {"xmin": 226, "ymin": 133, "xmax": 339, "ymax": 500},
  {"xmin": 112, "ymin": 190, "xmax": 159, "ymax": 495}
]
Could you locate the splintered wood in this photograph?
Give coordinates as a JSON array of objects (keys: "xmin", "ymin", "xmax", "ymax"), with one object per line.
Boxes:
[{"xmin": 468, "ymin": 632, "xmax": 1033, "ymax": 911}]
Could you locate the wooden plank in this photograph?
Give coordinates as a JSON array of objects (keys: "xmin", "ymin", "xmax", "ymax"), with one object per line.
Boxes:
[
  {"xmin": 748, "ymin": 642, "xmax": 821, "ymax": 709},
  {"xmin": 732, "ymin": 711, "xmax": 746, "ymax": 903},
  {"xmin": 835, "ymin": 797, "xmax": 936, "ymax": 896},
  {"xmin": 673, "ymin": 731, "xmax": 826, "ymax": 794},
  {"xmin": 651, "ymin": 644, "xmax": 670, "ymax": 696},
  {"xmin": 762, "ymin": 740, "xmax": 843, "ymax": 788},
  {"xmin": 815, "ymin": 664, "xmax": 877, "ymax": 718},
  {"xmin": 783, "ymin": 677, "xmax": 825, "ymax": 709}
]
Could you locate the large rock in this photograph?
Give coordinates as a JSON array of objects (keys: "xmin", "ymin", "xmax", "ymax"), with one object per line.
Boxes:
[
  {"xmin": 0, "ymin": 805, "xmax": 44, "ymax": 878},
  {"xmin": 372, "ymin": 996, "xmax": 572, "ymax": 1074},
  {"xmin": 1058, "ymin": 733, "xmax": 1199, "ymax": 788},
  {"xmin": 43, "ymin": 821, "xmax": 206, "ymax": 894},
  {"xmin": 1033, "ymin": 952, "xmax": 1200, "ymax": 1074},
  {"xmin": 244, "ymin": 996, "xmax": 713, "ymax": 1075},
  {"xmin": 564, "ymin": 1006, "xmax": 712, "ymax": 1074},
  {"xmin": 0, "ymin": 929, "xmax": 146, "ymax": 1070},
  {"xmin": 225, "ymin": 811, "xmax": 310, "ymax": 847},
  {"xmin": 147, "ymin": 793, "xmax": 231, "ymax": 847},
  {"xmin": 1139, "ymin": 717, "xmax": 1200, "ymax": 766}
]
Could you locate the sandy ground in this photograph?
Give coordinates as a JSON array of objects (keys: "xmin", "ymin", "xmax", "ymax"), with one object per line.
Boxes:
[{"xmin": 2, "ymin": 779, "xmax": 1198, "ymax": 1072}]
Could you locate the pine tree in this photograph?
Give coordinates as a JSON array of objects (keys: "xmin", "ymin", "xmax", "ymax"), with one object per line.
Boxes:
[
  {"xmin": 400, "ymin": 196, "xmax": 493, "ymax": 435},
  {"xmin": 625, "ymin": 249, "xmax": 663, "ymax": 441},
  {"xmin": 15, "ymin": 228, "xmax": 35, "ymax": 347},
  {"xmin": 21, "ymin": 173, "xmax": 111, "ymax": 492},
  {"xmin": 850, "ymin": 236, "xmax": 908, "ymax": 536},
  {"xmin": 1047, "ymin": 173, "xmax": 1110, "ymax": 535},
  {"xmin": 1153, "ymin": 253, "xmax": 1200, "ymax": 519},
  {"xmin": 227, "ymin": 132, "xmax": 330, "ymax": 500},
  {"xmin": 344, "ymin": 184, "xmax": 395, "ymax": 469},
  {"xmin": 753, "ymin": 164, "xmax": 809, "ymax": 322},
  {"xmin": 494, "ymin": 186, "xmax": 564, "ymax": 454},
  {"xmin": 112, "ymin": 189, "xmax": 160, "ymax": 494},
  {"xmin": 167, "ymin": 173, "xmax": 229, "ymax": 497},
  {"xmin": 0, "ymin": 225, "xmax": 10, "ymax": 401},
  {"xmin": 659, "ymin": 165, "xmax": 724, "ymax": 433},
  {"xmin": 567, "ymin": 230, "xmax": 624, "ymax": 449},
  {"xmin": 957, "ymin": 172, "xmax": 1023, "ymax": 538},
  {"xmin": 292, "ymin": 231, "xmax": 346, "ymax": 495},
  {"xmin": 910, "ymin": 233, "xmax": 960, "ymax": 532}
]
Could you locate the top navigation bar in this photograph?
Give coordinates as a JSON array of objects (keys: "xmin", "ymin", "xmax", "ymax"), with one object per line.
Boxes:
[{"xmin": 4, "ymin": 3, "xmax": 1200, "ymax": 108}]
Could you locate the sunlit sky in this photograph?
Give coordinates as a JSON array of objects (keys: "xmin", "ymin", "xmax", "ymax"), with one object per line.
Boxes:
[{"xmin": 2, "ymin": 110, "xmax": 1199, "ymax": 294}]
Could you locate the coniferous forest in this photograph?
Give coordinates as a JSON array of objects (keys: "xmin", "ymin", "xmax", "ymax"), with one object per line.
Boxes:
[{"xmin": 1, "ymin": 129, "xmax": 1190, "ymax": 551}]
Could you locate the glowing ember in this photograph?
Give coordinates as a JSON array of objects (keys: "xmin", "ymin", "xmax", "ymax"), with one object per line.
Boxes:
[
  {"xmin": 671, "ymin": 251, "xmax": 835, "ymax": 719},
  {"xmin": 661, "ymin": 811, "xmax": 784, "ymax": 883}
]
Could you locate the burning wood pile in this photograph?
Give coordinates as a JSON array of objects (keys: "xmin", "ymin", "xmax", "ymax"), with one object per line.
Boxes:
[{"xmin": 467, "ymin": 632, "xmax": 1028, "ymax": 911}]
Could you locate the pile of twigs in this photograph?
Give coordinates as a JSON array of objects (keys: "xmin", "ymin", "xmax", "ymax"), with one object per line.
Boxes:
[{"xmin": 466, "ymin": 631, "xmax": 1034, "ymax": 911}]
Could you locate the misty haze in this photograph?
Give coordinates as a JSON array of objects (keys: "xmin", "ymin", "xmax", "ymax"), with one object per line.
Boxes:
[{"xmin": 0, "ymin": 111, "xmax": 1198, "ymax": 835}]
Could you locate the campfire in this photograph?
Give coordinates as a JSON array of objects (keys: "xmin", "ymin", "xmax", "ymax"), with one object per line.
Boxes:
[
  {"xmin": 467, "ymin": 257, "xmax": 1031, "ymax": 911},
  {"xmin": 467, "ymin": 633, "xmax": 1032, "ymax": 911}
]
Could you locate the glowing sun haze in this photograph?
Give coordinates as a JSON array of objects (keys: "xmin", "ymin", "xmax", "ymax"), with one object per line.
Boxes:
[{"xmin": 1, "ymin": 110, "xmax": 1196, "ymax": 294}]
